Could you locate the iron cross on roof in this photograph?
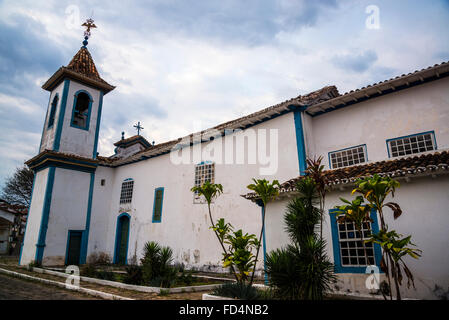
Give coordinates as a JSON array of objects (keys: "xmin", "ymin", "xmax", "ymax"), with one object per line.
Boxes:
[
  {"xmin": 82, "ymin": 18, "xmax": 97, "ymax": 46},
  {"xmin": 133, "ymin": 122, "xmax": 144, "ymax": 136}
]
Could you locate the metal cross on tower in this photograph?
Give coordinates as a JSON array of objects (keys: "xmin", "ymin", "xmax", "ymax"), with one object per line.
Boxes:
[
  {"xmin": 133, "ymin": 122, "xmax": 144, "ymax": 136},
  {"xmin": 81, "ymin": 18, "xmax": 97, "ymax": 47}
]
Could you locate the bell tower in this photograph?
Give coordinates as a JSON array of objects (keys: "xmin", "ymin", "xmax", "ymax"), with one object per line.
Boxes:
[{"xmin": 20, "ymin": 19, "xmax": 115, "ymax": 266}]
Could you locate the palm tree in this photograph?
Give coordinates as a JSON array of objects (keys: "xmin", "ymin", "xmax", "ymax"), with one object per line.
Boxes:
[{"xmin": 247, "ymin": 178, "xmax": 280, "ymax": 285}]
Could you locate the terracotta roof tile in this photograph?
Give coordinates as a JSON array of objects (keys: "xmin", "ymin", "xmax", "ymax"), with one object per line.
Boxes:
[{"xmin": 243, "ymin": 151, "xmax": 449, "ymax": 200}]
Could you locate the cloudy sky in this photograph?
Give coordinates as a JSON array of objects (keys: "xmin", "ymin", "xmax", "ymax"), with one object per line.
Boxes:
[{"xmin": 0, "ymin": 0, "xmax": 448, "ymax": 187}]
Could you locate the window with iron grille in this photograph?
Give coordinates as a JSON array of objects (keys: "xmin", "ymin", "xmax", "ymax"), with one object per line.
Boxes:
[
  {"xmin": 193, "ymin": 162, "xmax": 215, "ymax": 204},
  {"xmin": 387, "ymin": 132, "xmax": 436, "ymax": 158},
  {"xmin": 329, "ymin": 145, "xmax": 367, "ymax": 169},
  {"xmin": 120, "ymin": 179, "xmax": 134, "ymax": 204},
  {"xmin": 337, "ymin": 220, "xmax": 375, "ymax": 267}
]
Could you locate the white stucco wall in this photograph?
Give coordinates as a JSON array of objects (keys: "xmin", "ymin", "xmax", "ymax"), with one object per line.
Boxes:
[
  {"xmin": 20, "ymin": 168, "xmax": 49, "ymax": 265},
  {"xmin": 39, "ymin": 82, "xmax": 65, "ymax": 152},
  {"xmin": 42, "ymin": 167, "xmax": 91, "ymax": 265},
  {"xmin": 310, "ymin": 77, "xmax": 449, "ymax": 169},
  {"xmin": 58, "ymin": 80, "xmax": 101, "ymax": 158},
  {"xmin": 88, "ymin": 111, "xmax": 300, "ymax": 271}
]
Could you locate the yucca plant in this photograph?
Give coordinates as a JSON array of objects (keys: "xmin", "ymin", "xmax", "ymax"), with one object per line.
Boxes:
[
  {"xmin": 247, "ymin": 178, "xmax": 280, "ymax": 285},
  {"xmin": 140, "ymin": 241, "xmax": 177, "ymax": 287},
  {"xmin": 266, "ymin": 177, "xmax": 335, "ymax": 300}
]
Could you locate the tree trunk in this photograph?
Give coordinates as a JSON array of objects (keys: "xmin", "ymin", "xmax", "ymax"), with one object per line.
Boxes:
[{"xmin": 250, "ymin": 205, "xmax": 265, "ymax": 286}]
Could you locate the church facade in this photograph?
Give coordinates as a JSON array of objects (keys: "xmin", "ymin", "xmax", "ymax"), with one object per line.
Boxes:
[{"xmin": 19, "ymin": 35, "xmax": 449, "ymax": 299}]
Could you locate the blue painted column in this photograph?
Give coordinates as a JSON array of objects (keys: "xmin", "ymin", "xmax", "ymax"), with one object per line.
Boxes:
[
  {"xmin": 293, "ymin": 107, "xmax": 308, "ymax": 175},
  {"xmin": 79, "ymin": 172, "xmax": 95, "ymax": 264},
  {"xmin": 261, "ymin": 205, "xmax": 268, "ymax": 285},
  {"xmin": 35, "ymin": 167, "xmax": 56, "ymax": 263}
]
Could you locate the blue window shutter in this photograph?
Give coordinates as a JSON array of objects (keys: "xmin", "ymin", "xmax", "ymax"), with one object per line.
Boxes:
[{"xmin": 152, "ymin": 187, "xmax": 164, "ymax": 223}]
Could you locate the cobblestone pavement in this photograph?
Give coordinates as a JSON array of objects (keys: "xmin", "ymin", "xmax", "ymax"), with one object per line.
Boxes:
[{"xmin": 0, "ymin": 274, "xmax": 98, "ymax": 300}]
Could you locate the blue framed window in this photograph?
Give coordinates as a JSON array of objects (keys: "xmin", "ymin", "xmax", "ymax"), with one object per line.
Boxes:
[
  {"xmin": 329, "ymin": 208, "xmax": 382, "ymax": 273},
  {"xmin": 152, "ymin": 187, "xmax": 164, "ymax": 223},
  {"xmin": 48, "ymin": 94, "xmax": 59, "ymax": 128},
  {"xmin": 70, "ymin": 90, "xmax": 93, "ymax": 130},
  {"xmin": 386, "ymin": 131, "xmax": 436, "ymax": 158},
  {"xmin": 329, "ymin": 144, "xmax": 367, "ymax": 169}
]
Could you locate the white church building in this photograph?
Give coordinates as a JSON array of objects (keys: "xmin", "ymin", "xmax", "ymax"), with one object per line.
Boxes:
[{"xmin": 19, "ymin": 32, "xmax": 449, "ymax": 299}]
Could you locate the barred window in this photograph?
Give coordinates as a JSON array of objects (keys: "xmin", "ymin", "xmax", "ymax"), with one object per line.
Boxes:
[
  {"xmin": 388, "ymin": 132, "xmax": 436, "ymax": 158},
  {"xmin": 338, "ymin": 221, "xmax": 375, "ymax": 267},
  {"xmin": 193, "ymin": 162, "xmax": 215, "ymax": 203},
  {"xmin": 329, "ymin": 145, "xmax": 367, "ymax": 169},
  {"xmin": 120, "ymin": 178, "xmax": 134, "ymax": 204}
]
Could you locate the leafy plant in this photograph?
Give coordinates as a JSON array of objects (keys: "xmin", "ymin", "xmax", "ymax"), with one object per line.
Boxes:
[
  {"xmin": 191, "ymin": 181, "xmax": 241, "ymax": 282},
  {"xmin": 223, "ymin": 228, "xmax": 259, "ymax": 283},
  {"xmin": 334, "ymin": 196, "xmax": 373, "ymax": 268},
  {"xmin": 246, "ymin": 178, "xmax": 280, "ymax": 285},
  {"xmin": 342, "ymin": 174, "xmax": 421, "ymax": 300},
  {"xmin": 366, "ymin": 229, "xmax": 422, "ymax": 299}
]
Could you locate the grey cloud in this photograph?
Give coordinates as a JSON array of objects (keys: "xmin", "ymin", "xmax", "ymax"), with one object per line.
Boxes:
[{"xmin": 331, "ymin": 50, "xmax": 378, "ymax": 73}]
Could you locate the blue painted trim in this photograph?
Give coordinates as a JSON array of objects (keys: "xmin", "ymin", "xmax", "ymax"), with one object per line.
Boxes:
[
  {"xmin": 35, "ymin": 167, "xmax": 56, "ymax": 263},
  {"xmin": 70, "ymin": 90, "xmax": 93, "ymax": 131},
  {"xmin": 53, "ymin": 79, "xmax": 70, "ymax": 151},
  {"xmin": 113, "ymin": 213, "xmax": 131, "ymax": 265},
  {"xmin": 29, "ymin": 153, "xmax": 98, "ymax": 174},
  {"xmin": 293, "ymin": 108, "xmax": 307, "ymax": 175},
  {"xmin": 92, "ymin": 91, "xmax": 104, "ymax": 159},
  {"xmin": 329, "ymin": 208, "xmax": 382, "ymax": 274},
  {"xmin": 18, "ymin": 175, "xmax": 36, "ymax": 265},
  {"xmin": 152, "ymin": 187, "xmax": 164, "ymax": 223},
  {"xmin": 79, "ymin": 172, "xmax": 95, "ymax": 264},
  {"xmin": 64, "ymin": 230, "xmax": 84, "ymax": 265},
  {"xmin": 47, "ymin": 94, "xmax": 59, "ymax": 129},
  {"xmin": 261, "ymin": 205, "xmax": 268, "ymax": 285},
  {"xmin": 328, "ymin": 144, "xmax": 368, "ymax": 170},
  {"xmin": 386, "ymin": 130, "xmax": 437, "ymax": 158}
]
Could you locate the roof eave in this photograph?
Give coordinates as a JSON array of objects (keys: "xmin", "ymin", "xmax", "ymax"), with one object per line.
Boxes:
[{"xmin": 41, "ymin": 67, "xmax": 116, "ymax": 94}]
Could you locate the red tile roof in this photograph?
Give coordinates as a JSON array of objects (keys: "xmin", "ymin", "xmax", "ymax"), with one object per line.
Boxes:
[
  {"xmin": 243, "ymin": 151, "xmax": 449, "ymax": 200},
  {"xmin": 42, "ymin": 47, "xmax": 115, "ymax": 94}
]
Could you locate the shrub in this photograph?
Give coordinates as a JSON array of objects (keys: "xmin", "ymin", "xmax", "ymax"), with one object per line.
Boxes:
[
  {"xmin": 95, "ymin": 269, "xmax": 115, "ymax": 281},
  {"xmin": 140, "ymin": 241, "xmax": 177, "ymax": 288},
  {"xmin": 80, "ymin": 263, "xmax": 97, "ymax": 278},
  {"xmin": 124, "ymin": 265, "xmax": 143, "ymax": 285},
  {"xmin": 87, "ymin": 252, "xmax": 112, "ymax": 266},
  {"xmin": 212, "ymin": 282, "xmax": 265, "ymax": 300}
]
